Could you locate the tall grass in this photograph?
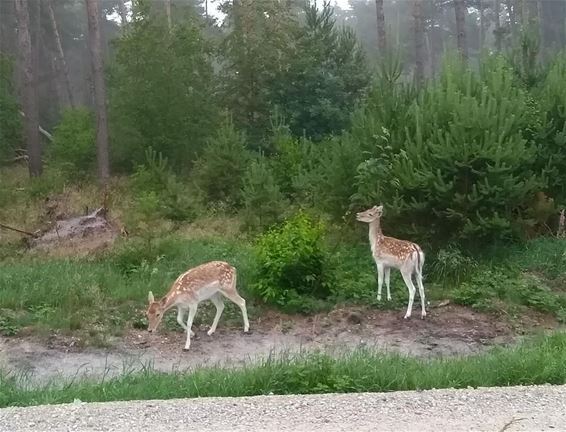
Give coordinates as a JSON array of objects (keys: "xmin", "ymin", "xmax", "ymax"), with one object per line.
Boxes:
[
  {"xmin": 1, "ymin": 332, "xmax": 565, "ymax": 408},
  {"xmin": 0, "ymin": 237, "xmax": 255, "ymax": 334}
]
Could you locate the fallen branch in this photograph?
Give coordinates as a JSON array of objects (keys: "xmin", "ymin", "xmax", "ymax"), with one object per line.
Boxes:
[
  {"xmin": 19, "ymin": 110, "xmax": 53, "ymax": 142},
  {"xmin": 0, "ymin": 222, "xmax": 38, "ymax": 237}
]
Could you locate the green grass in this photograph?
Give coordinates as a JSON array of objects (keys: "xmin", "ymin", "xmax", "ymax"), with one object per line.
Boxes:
[
  {"xmin": 0, "ymin": 236, "xmax": 256, "ymax": 338},
  {"xmin": 1, "ymin": 332, "xmax": 565, "ymax": 408}
]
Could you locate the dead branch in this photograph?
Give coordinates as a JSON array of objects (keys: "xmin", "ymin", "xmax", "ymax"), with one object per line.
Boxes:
[
  {"xmin": 19, "ymin": 110, "xmax": 53, "ymax": 142},
  {"xmin": 0, "ymin": 222, "xmax": 38, "ymax": 237}
]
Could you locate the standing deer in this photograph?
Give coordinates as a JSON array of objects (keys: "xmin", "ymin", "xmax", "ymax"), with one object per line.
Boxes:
[
  {"xmin": 356, "ymin": 205, "xmax": 426, "ymax": 319},
  {"xmin": 146, "ymin": 261, "xmax": 250, "ymax": 351}
]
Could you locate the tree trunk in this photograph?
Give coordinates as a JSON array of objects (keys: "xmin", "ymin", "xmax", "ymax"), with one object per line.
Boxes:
[
  {"xmin": 454, "ymin": 0, "xmax": 468, "ymax": 62},
  {"xmin": 479, "ymin": 0, "xmax": 485, "ymax": 51},
  {"xmin": 494, "ymin": 0, "xmax": 502, "ymax": 52},
  {"xmin": 117, "ymin": 0, "xmax": 127, "ymax": 25},
  {"xmin": 165, "ymin": 0, "xmax": 172, "ymax": 29},
  {"xmin": 375, "ymin": 0, "xmax": 386, "ymax": 55},
  {"xmin": 506, "ymin": 0, "xmax": 517, "ymax": 42},
  {"xmin": 85, "ymin": 0, "xmax": 110, "ymax": 183},
  {"xmin": 413, "ymin": 0, "xmax": 425, "ymax": 87},
  {"xmin": 14, "ymin": 0, "xmax": 42, "ymax": 177},
  {"xmin": 45, "ymin": 0, "xmax": 74, "ymax": 107}
]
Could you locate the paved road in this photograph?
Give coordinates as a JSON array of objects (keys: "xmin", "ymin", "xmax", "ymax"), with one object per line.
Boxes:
[{"xmin": 1, "ymin": 384, "xmax": 565, "ymax": 432}]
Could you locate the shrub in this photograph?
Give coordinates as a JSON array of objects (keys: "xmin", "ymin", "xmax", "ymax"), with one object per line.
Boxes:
[
  {"xmin": 131, "ymin": 148, "xmax": 195, "ymax": 223},
  {"xmin": 351, "ymin": 57, "xmax": 545, "ymax": 246},
  {"xmin": 251, "ymin": 212, "xmax": 331, "ymax": 313},
  {"xmin": 241, "ymin": 156, "xmax": 289, "ymax": 231},
  {"xmin": 192, "ymin": 119, "xmax": 251, "ymax": 207},
  {"xmin": 49, "ymin": 108, "xmax": 96, "ymax": 179},
  {"xmin": 429, "ymin": 245, "xmax": 478, "ymax": 287}
]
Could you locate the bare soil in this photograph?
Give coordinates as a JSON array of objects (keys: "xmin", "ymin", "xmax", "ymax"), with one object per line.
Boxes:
[{"xmin": 1, "ymin": 303, "xmax": 550, "ymax": 386}]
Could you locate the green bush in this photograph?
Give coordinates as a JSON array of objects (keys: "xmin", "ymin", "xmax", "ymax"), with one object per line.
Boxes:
[
  {"xmin": 351, "ymin": 57, "xmax": 545, "ymax": 245},
  {"xmin": 252, "ymin": 212, "xmax": 331, "ymax": 313},
  {"xmin": 429, "ymin": 245, "xmax": 478, "ymax": 287},
  {"xmin": 241, "ymin": 156, "xmax": 290, "ymax": 231},
  {"xmin": 192, "ymin": 119, "xmax": 251, "ymax": 207},
  {"xmin": 49, "ymin": 108, "xmax": 96, "ymax": 179},
  {"xmin": 131, "ymin": 148, "xmax": 195, "ymax": 222}
]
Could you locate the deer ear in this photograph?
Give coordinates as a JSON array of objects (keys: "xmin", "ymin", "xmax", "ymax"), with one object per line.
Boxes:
[{"xmin": 148, "ymin": 291, "xmax": 154, "ymax": 304}]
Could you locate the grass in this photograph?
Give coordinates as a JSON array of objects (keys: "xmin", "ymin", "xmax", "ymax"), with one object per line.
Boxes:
[
  {"xmin": 0, "ymin": 331, "xmax": 565, "ymax": 408},
  {"xmin": 0, "ymin": 236, "xmax": 256, "ymax": 339}
]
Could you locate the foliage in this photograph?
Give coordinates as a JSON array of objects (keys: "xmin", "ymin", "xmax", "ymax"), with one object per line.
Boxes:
[
  {"xmin": 131, "ymin": 148, "xmax": 195, "ymax": 223},
  {"xmin": 429, "ymin": 246, "xmax": 478, "ymax": 288},
  {"xmin": 241, "ymin": 156, "xmax": 290, "ymax": 231},
  {"xmin": 191, "ymin": 118, "xmax": 251, "ymax": 207},
  {"xmin": 537, "ymin": 54, "xmax": 566, "ymax": 203},
  {"xmin": 252, "ymin": 212, "xmax": 331, "ymax": 312},
  {"xmin": 0, "ymin": 55, "xmax": 21, "ymax": 163},
  {"xmin": 351, "ymin": 57, "xmax": 546, "ymax": 245},
  {"xmin": 48, "ymin": 108, "xmax": 96, "ymax": 179},
  {"xmin": 109, "ymin": 0, "xmax": 219, "ymax": 172},
  {"xmin": 3, "ymin": 333, "xmax": 566, "ymax": 407},
  {"xmin": 271, "ymin": 3, "xmax": 370, "ymax": 140},
  {"xmin": 218, "ymin": 0, "xmax": 299, "ymax": 141}
]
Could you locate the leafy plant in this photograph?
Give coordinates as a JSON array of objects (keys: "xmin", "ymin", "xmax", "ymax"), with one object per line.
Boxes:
[
  {"xmin": 252, "ymin": 212, "xmax": 331, "ymax": 313},
  {"xmin": 48, "ymin": 108, "xmax": 96, "ymax": 179},
  {"xmin": 192, "ymin": 118, "xmax": 251, "ymax": 207},
  {"xmin": 241, "ymin": 156, "xmax": 290, "ymax": 231}
]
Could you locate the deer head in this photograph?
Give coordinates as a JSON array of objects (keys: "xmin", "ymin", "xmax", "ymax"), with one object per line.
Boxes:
[
  {"xmin": 146, "ymin": 291, "xmax": 165, "ymax": 333},
  {"xmin": 356, "ymin": 205, "xmax": 383, "ymax": 223}
]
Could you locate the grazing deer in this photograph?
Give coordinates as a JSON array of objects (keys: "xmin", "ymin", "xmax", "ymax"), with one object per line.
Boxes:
[
  {"xmin": 146, "ymin": 261, "xmax": 250, "ymax": 351},
  {"xmin": 356, "ymin": 205, "xmax": 426, "ymax": 319}
]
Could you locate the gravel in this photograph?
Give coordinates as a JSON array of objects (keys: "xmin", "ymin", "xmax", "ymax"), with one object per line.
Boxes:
[{"xmin": 1, "ymin": 384, "xmax": 565, "ymax": 432}]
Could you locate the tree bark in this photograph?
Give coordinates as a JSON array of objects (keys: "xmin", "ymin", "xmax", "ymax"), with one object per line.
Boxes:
[
  {"xmin": 479, "ymin": 0, "xmax": 485, "ymax": 51},
  {"xmin": 14, "ymin": 0, "xmax": 42, "ymax": 177},
  {"xmin": 45, "ymin": 0, "xmax": 74, "ymax": 107},
  {"xmin": 165, "ymin": 0, "xmax": 172, "ymax": 29},
  {"xmin": 375, "ymin": 0, "xmax": 386, "ymax": 55},
  {"xmin": 454, "ymin": 0, "xmax": 468, "ymax": 62},
  {"xmin": 506, "ymin": 0, "xmax": 517, "ymax": 42},
  {"xmin": 494, "ymin": 0, "xmax": 502, "ymax": 52},
  {"xmin": 413, "ymin": 0, "xmax": 425, "ymax": 87},
  {"xmin": 85, "ymin": 0, "xmax": 110, "ymax": 183},
  {"xmin": 117, "ymin": 0, "xmax": 127, "ymax": 25}
]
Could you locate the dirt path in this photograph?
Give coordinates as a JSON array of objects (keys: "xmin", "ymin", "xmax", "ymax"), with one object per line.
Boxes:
[{"xmin": 0, "ymin": 304, "xmax": 525, "ymax": 385}]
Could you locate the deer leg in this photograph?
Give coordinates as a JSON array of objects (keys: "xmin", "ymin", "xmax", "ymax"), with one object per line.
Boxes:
[
  {"xmin": 222, "ymin": 290, "xmax": 250, "ymax": 333},
  {"xmin": 384, "ymin": 266, "xmax": 392, "ymax": 301},
  {"xmin": 416, "ymin": 271, "xmax": 426, "ymax": 319},
  {"xmin": 400, "ymin": 269, "xmax": 416, "ymax": 319},
  {"xmin": 207, "ymin": 293, "xmax": 225, "ymax": 336},
  {"xmin": 183, "ymin": 304, "xmax": 198, "ymax": 351},
  {"xmin": 177, "ymin": 308, "xmax": 195, "ymax": 336},
  {"xmin": 376, "ymin": 262, "xmax": 384, "ymax": 302}
]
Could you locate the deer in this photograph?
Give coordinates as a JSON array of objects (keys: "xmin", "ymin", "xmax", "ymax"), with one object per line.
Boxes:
[
  {"xmin": 356, "ymin": 205, "xmax": 426, "ymax": 319},
  {"xmin": 146, "ymin": 261, "xmax": 250, "ymax": 351}
]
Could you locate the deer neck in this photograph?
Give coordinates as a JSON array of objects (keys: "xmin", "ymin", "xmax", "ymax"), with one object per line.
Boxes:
[
  {"xmin": 160, "ymin": 292, "xmax": 178, "ymax": 311},
  {"xmin": 368, "ymin": 218, "xmax": 384, "ymax": 255}
]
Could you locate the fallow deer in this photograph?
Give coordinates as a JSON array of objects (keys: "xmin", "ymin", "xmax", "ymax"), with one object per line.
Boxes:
[
  {"xmin": 146, "ymin": 261, "xmax": 250, "ymax": 351},
  {"xmin": 356, "ymin": 205, "xmax": 426, "ymax": 319}
]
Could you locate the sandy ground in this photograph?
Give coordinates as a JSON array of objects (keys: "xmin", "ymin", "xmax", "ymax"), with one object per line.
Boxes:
[{"xmin": 0, "ymin": 304, "xmax": 524, "ymax": 385}]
